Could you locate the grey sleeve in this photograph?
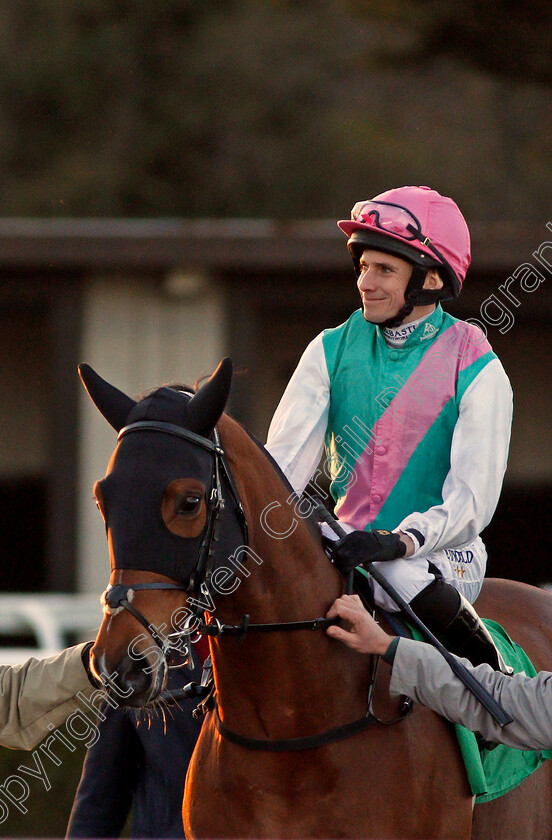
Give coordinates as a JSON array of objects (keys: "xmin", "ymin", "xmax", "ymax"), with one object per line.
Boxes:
[{"xmin": 389, "ymin": 638, "xmax": 552, "ymax": 751}]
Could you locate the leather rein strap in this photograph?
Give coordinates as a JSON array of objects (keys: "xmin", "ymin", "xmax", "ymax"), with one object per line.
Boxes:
[
  {"xmin": 104, "ymin": 582, "xmax": 340, "ymax": 645},
  {"xmin": 199, "ymin": 614, "xmax": 339, "ymax": 637},
  {"xmin": 212, "ymin": 703, "xmax": 376, "ymax": 752},
  {"xmin": 104, "ymin": 420, "xmax": 413, "ymax": 751},
  {"xmin": 209, "ymin": 648, "xmax": 413, "ymax": 752},
  {"xmin": 104, "ymin": 421, "xmax": 341, "ymax": 646}
]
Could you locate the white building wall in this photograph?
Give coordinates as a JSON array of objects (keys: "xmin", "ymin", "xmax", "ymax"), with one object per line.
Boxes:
[{"xmin": 76, "ymin": 275, "xmax": 225, "ymax": 593}]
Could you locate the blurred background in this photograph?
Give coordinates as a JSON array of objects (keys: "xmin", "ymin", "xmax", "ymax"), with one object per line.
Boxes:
[{"xmin": 0, "ymin": 0, "xmax": 551, "ymax": 834}]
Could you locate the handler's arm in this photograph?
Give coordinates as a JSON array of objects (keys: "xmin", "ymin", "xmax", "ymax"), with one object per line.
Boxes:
[
  {"xmin": 327, "ymin": 595, "xmax": 552, "ymax": 752},
  {"xmin": 390, "ymin": 638, "xmax": 552, "ymax": 751},
  {"xmin": 0, "ymin": 645, "xmax": 93, "ymax": 750}
]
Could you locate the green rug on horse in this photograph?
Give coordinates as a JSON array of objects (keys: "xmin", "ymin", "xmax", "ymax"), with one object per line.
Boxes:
[{"xmin": 411, "ymin": 619, "xmax": 552, "ymax": 803}]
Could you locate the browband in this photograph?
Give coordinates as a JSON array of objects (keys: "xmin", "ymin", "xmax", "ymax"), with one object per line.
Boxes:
[{"xmin": 118, "ymin": 421, "xmax": 223, "ymax": 454}]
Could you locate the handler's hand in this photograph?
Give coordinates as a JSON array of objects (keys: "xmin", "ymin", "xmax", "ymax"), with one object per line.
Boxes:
[{"xmin": 326, "ymin": 594, "xmax": 395, "ymax": 656}]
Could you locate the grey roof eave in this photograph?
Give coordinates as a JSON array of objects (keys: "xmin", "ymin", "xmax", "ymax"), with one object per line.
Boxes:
[{"xmin": 0, "ymin": 217, "xmax": 547, "ymax": 273}]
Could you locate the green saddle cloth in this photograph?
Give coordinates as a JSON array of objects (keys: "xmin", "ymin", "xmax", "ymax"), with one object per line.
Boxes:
[{"xmin": 412, "ymin": 619, "xmax": 552, "ymax": 803}]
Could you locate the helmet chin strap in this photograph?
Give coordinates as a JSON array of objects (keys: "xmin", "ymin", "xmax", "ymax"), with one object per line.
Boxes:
[
  {"xmin": 365, "ymin": 266, "xmax": 442, "ymax": 329},
  {"xmin": 377, "ymin": 298, "xmax": 415, "ymax": 330}
]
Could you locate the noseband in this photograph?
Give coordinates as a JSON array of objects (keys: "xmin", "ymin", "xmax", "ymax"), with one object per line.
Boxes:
[
  {"xmin": 101, "ymin": 420, "xmax": 341, "ymax": 651},
  {"xmin": 101, "ymin": 420, "xmax": 248, "ymax": 654},
  {"xmin": 100, "ymin": 419, "xmax": 414, "ymax": 748}
]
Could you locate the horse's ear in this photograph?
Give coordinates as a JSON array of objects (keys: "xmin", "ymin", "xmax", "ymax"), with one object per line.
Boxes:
[
  {"xmin": 78, "ymin": 363, "xmax": 137, "ymax": 432},
  {"xmin": 186, "ymin": 357, "xmax": 233, "ymax": 437}
]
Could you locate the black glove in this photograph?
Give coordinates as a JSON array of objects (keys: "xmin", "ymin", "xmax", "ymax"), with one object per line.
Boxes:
[{"xmin": 332, "ymin": 529, "xmax": 406, "ymax": 575}]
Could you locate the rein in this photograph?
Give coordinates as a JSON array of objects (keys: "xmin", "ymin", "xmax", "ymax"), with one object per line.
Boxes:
[
  {"xmin": 102, "ymin": 420, "xmax": 342, "ymax": 647},
  {"xmin": 103, "ymin": 582, "xmax": 341, "ymax": 644},
  {"xmin": 206, "ymin": 645, "xmax": 412, "ymax": 752},
  {"xmin": 212, "ymin": 703, "xmax": 377, "ymax": 752},
  {"xmin": 102, "ymin": 419, "xmax": 413, "ymax": 751},
  {"xmin": 193, "ymin": 614, "xmax": 339, "ymax": 637}
]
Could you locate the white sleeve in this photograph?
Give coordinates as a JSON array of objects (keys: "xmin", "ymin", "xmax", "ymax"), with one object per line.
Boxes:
[
  {"xmin": 396, "ymin": 359, "xmax": 513, "ymax": 555},
  {"xmin": 266, "ymin": 333, "xmax": 330, "ymax": 494}
]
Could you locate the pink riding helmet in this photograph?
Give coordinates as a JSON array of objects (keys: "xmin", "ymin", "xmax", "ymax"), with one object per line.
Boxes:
[{"xmin": 337, "ymin": 186, "xmax": 471, "ymax": 298}]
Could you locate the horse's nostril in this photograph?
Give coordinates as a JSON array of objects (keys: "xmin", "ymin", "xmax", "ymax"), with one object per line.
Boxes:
[{"xmin": 113, "ymin": 654, "xmax": 153, "ymax": 706}]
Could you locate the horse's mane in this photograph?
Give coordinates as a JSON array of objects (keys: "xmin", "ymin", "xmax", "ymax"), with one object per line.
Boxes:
[
  {"xmin": 216, "ymin": 412, "xmax": 327, "ymax": 559},
  {"xmin": 246, "ymin": 429, "xmax": 324, "ymax": 544}
]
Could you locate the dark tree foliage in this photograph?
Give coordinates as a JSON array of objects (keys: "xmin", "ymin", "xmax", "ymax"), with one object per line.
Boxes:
[
  {"xmin": 0, "ymin": 0, "xmax": 352, "ymax": 217},
  {"xmin": 0, "ymin": 0, "xmax": 550, "ymax": 220},
  {"xmin": 396, "ymin": 1, "xmax": 552, "ymax": 86}
]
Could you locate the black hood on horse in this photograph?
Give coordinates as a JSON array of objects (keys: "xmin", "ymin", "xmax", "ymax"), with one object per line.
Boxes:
[{"xmin": 79, "ymin": 358, "xmax": 245, "ymax": 590}]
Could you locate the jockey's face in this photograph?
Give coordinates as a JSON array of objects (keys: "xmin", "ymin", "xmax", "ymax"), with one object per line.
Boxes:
[{"xmin": 357, "ymin": 249, "xmax": 412, "ymax": 324}]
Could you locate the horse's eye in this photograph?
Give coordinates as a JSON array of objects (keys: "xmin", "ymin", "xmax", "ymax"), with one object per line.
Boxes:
[
  {"xmin": 177, "ymin": 495, "xmax": 202, "ymax": 516},
  {"xmin": 163, "ymin": 480, "xmax": 206, "ymax": 536}
]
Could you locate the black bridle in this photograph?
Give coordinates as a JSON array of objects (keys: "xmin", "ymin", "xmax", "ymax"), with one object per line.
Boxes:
[
  {"xmin": 102, "ymin": 420, "xmax": 338, "ymax": 650},
  {"xmin": 102, "ymin": 420, "xmax": 244, "ymax": 654},
  {"xmin": 101, "ymin": 419, "xmax": 413, "ymax": 750}
]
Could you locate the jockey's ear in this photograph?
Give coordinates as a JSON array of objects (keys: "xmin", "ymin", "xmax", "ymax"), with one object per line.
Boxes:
[
  {"xmin": 78, "ymin": 364, "xmax": 137, "ymax": 432},
  {"xmin": 186, "ymin": 357, "xmax": 233, "ymax": 437},
  {"xmin": 423, "ymin": 270, "xmax": 444, "ymax": 291}
]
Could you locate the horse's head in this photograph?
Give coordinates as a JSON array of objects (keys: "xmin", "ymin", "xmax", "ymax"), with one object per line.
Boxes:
[{"xmin": 80, "ymin": 358, "xmax": 246, "ymax": 706}]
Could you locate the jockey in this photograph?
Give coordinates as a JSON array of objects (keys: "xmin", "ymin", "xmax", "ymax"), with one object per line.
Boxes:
[{"xmin": 266, "ymin": 185, "xmax": 513, "ymax": 672}]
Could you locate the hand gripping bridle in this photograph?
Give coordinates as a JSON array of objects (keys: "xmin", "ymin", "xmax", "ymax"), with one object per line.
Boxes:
[
  {"xmin": 101, "ymin": 421, "xmax": 339, "ymax": 647},
  {"xmin": 101, "ymin": 419, "xmax": 413, "ymax": 749}
]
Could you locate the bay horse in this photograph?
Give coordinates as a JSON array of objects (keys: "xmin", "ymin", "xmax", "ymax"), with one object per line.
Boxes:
[{"xmin": 81, "ymin": 358, "xmax": 552, "ymax": 840}]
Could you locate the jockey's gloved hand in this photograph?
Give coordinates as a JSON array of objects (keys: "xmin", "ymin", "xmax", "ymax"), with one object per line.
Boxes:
[{"xmin": 332, "ymin": 529, "xmax": 407, "ymax": 575}]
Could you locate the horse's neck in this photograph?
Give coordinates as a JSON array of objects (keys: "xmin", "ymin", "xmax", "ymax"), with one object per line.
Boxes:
[
  {"xmin": 208, "ymin": 418, "xmax": 369, "ymax": 731},
  {"xmin": 217, "ymin": 416, "xmax": 337, "ymax": 621}
]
